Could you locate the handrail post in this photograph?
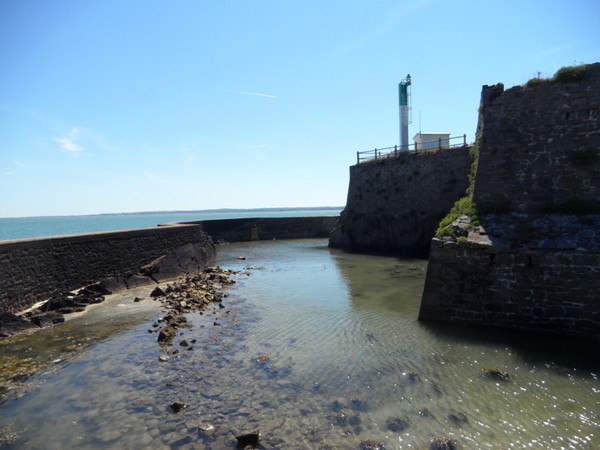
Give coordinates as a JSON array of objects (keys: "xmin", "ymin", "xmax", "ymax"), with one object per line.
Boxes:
[
  {"xmin": 374, "ymin": 148, "xmax": 377, "ymax": 160},
  {"xmin": 438, "ymin": 138, "xmax": 442, "ymax": 149},
  {"xmin": 357, "ymin": 151, "xmax": 360, "ymax": 165},
  {"xmin": 394, "ymin": 145, "xmax": 397, "ymax": 157},
  {"xmin": 463, "ymin": 134, "xmax": 466, "ymax": 146}
]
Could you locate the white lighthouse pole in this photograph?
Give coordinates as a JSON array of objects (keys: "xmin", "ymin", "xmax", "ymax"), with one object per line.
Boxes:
[{"xmin": 399, "ymin": 74, "xmax": 412, "ymax": 151}]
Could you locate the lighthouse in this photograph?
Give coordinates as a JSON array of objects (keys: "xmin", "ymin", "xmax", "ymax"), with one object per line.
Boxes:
[{"xmin": 399, "ymin": 74, "xmax": 412, "ymax": 151}]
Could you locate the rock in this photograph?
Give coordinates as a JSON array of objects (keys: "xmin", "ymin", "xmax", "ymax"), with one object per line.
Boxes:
[
  {"xmin": 544, "ymin": 363, "xmax": 572, "ymax": 375},
  {"xmin": 157, "ymin": 327, "xmax": 177, "ymax": 345},
  {"xmin": 235, "ymin": 430, "xmax": 259, "ymax": 448},
  {"xmin": 482, "ymin": 368, "xmax": 511, "ymax": 381},
  {"xmin": 40, "ymin": 295, "xmax": 78, "ymax": 312},
  {"xmin": 57, "ymin": 307, "xmax": 85, "ymax": 314},
  {"xmin": 99, "ymin": 276, "xmax": 129, "ymax": 292},
  {"xmin": 124, "ymin": 274, "xmax": 155, "ymax": 289},
  {"xmin": 349, "ymin": 398, "xmax": 368, "ymax": 411},
  {"xmin": 179, "ymin": 340, "xmax": 189, "ymax": 347},
  {"xmin": 448, "ymin": 412, "xmax": 468, "ymax": 426},
  {"xmin": 418, "ymin": 408, "xmax": 432, "ymax": 418},
  {"xmin": 0, "ymin": 312, "xmax": 38, "ymax": 337},
  {"xmin": 404, "ymin": 372, "xmax": 420, "ymax": 383},
  {"xmin": 385, "ymin": 417, "xmax": 409, "ymax": 432},
  {"xmin": 159, "ymin": 354, "xmax": 170, "ymax": 362},
  {"xmin": 75, "ymin": 294, "xmax": 104, "ymax": 305},
  {"xmin": 79, "ymin": 283, "xmax": 112, "ymax": 296},
  {"xmin": 329, "ymin": 412, "xmax": 347, "ymax": 426},
  {"xmin": 359, "ymin": 440, "xmax": 386, "ymax": 450},
  {"xmin": 150, "ymin": 287, "xmax": 166, "ymax": 297},
  {"xmin": 29, "ymin": 312, "xmax": 65, "ymax": 328},
  {"xmin": 133, "ymin": 297, "xmax": 144, "ymax": 303},
  {"xmin": 197, "ymin": 422, "xmax": 217, "ymax": 443},
  {"xmin": 429, "ymin": 437, "xmax": 459, "ymax": 450},
  {"xmin": 198, "ymin": 423, "xmax": 215, "ymax": 432},
  {"xmin": 169, "ymin": 402, "xmax": 186, "ymax": 413}
]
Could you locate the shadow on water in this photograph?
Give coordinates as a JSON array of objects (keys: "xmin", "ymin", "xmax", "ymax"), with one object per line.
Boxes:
[{"xmin": 420, "ymin": 319, "xmax": 600, "ymax": 374}]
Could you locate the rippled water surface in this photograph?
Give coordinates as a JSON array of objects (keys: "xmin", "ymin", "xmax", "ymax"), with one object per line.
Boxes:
[{"xmin": 1, "ymin": 239, "xmax": 599, "ymax": 449}]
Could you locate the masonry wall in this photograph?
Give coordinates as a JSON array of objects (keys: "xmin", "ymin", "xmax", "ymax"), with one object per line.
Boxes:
[
  {"xmin": 420, "ymin": 236, "xmax": 600, "ymax": 339},
  {"xmin": 180, "ymin": 216, "xmax": 337, "ymax": 243},
  {"xmin": 0, "ymin": 216, "xmax": 338, "ymax": 314},
  {"xmin": 472, "ymin": 63, "xmax": 600, "ymax": 212},
  {"xmin": 420, "ymin": 63, "xmax": 600, "ymax": 339},
  {"xmin": 329, "ymin": 147, "xmax": 472, "ymax": 255},
  {"xmin": 0, "ymin": 225, "xmax": 215, "ymax": 314}
]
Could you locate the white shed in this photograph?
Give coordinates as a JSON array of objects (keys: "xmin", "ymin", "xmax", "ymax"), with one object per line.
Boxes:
[{"xmin": 413, "ymin": 132, "xmax": 451, "ymax": 150}]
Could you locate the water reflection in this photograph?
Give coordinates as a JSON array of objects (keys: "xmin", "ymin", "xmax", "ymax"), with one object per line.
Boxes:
[{"xmin": 0, "ymin": 239, "xmax": 599, "ymax": 449}]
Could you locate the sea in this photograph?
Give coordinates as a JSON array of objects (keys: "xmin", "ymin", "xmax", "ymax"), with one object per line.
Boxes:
[
  {"xmin": 1, "ymin": 238, "xmax": 599, "ymax": 448},
  {"xmin": 0, "ymin": 207, "xmax": 342, "ymax": 241}
]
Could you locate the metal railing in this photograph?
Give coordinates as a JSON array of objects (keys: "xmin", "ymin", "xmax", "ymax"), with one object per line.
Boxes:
[{"xmin": 356, "ymin": 134, "xmax": 469, "ymax": 164}]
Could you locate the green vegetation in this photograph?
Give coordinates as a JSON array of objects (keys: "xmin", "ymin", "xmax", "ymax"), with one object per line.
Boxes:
[
  {"xmin": 525, "ymin": 77, "xmax": 552, "ymax": 87},
  {"xmin": 554, "ymin": 64, "xmax": 589, "ymax": 83},
  {"xmin": 526, "ymin": 64, "xmax": 589, "ymax": 86},
  {"xmin": 466, "ymin": 142, "xmax": 480, "ymax": 195},
  {"xmin": 436, "ymin": 196, "xmax": 479, "ymax": 238}
]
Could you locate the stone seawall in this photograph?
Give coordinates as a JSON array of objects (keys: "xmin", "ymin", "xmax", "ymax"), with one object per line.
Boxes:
[
  {"xmin": 420, "ymin": 63, "xmax": 600, "ymax": 340},
  {"xmin": 0, "ymin": 225, "xmax": 216, "ymax": 314},
  {"xmin": 329, "ymin": 147, "xmax": 472, "ymax": 255},
  {"xmin": 472, "ymin": 63, "xmax": 600, "ymax": 212},
  {"xmin": 0, "ymin": 216, "xmax": 337, "ymax": 314},
  {"xmin": 183, "ymin": 216, "xmax": 337, "ymax": 242},
  {"xmin": 419, "ymin": 216, "xmax": 600, "ymax": 339}
]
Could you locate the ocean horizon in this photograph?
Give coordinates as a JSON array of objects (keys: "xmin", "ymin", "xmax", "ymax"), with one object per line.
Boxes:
[{"xmin": 0, "ymin": 206, "xmax": 343, "ymax": 241}]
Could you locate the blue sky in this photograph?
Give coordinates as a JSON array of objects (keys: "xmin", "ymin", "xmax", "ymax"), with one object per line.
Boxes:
[{"xmin": 1, "ymin": 0, "xmax": 599, "ymax": 217}]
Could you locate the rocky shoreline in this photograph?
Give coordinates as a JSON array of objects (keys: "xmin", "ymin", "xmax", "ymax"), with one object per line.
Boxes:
[{"xmin": 0, "ymin": 266, "xmax": 237, "ymax": 400}]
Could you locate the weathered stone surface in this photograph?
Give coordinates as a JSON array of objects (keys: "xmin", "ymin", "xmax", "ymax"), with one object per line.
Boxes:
[
  {"xmin": 29, "ymin": 311, "xmax": 65, "ymax": 328},
  {"xmin": 329, "ymin": 147, "xmax": 472, "ymax": 255},
  {"xmin": 0, "ymin": 224, "xmax": 216, "ymax": 314},
  {"xmin": 420, "ymin": 63, "xmax": 600, "ymax": 340},
  {"xmin": 0, "ymin": 312, "xmax": 37, "ymax": 337},
  {"xmin": 473, "ymin": 63, "xmax": 600, "ymax": 213},
  {"xmin": 235, "ymin": 430, "xmax": 259, "ymax": 448}
]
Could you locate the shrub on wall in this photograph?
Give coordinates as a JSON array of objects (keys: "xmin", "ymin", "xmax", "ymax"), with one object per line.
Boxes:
[
  {"xmin": 526, "ymin": 64, "xmax": 589, "ymax": 86},
  {"xmin": 554, "ymin": 65, "xmax": 589, "ymax": 83},
  {"xmin": 436, "ymin": 196, "xmax": 478, "ymax": 237}
]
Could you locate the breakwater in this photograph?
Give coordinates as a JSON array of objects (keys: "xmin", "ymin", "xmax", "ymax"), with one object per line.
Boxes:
[
  {"xmin": 0, "ymin": 216, "xmax": 337, "ymax": 315},
  {"xmin": 175, "ymin": 216, "xmax": 337, "ymax": 243}
]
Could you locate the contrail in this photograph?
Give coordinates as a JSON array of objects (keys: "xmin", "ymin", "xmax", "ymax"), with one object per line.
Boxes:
[{"xmin": 215, "ymin": 88, "xmax": 277, "ymax": 99}]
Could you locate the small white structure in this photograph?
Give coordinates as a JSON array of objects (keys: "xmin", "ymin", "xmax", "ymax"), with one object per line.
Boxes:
[{"xmin": 413, "ymin": 132, "xmax": 451, "ymax": 150}]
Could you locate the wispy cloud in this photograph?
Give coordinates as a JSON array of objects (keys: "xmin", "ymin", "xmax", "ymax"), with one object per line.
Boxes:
[
  {"xmin": 238, "ymin": 143, "xmax": 270, "ymax": 149},
  {"xmin": 14, "ymin": 160, "xmax": 29, "ymax": 170},
  {"xmin": 4, "ymin": 160, "xmax": 29, "ymax": 176},
  {"xmin": 529, "ymin": 44, "xmax": 570, "ymax": 61},
  {"xmin": 215, "ymin": 88, "xmax": 278, "ymax": 99},
  {"xmin": 336, "ymin": 0, "xmax": 433, "ymax": 56},
  {"xmin": 53, "ymin": 127, "xmax": 84, "ymax": 154}
]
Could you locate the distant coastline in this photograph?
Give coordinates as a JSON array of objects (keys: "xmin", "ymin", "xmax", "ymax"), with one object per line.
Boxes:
[
  {"xmin": 0, "ymin": 207, "xmax": 343, "ymax": 241},
  {"xmin": 1, "ymin": 206, "xmax": 343, "ymax": 220},
  {"xmin": 93, "ymin": 206, "xmax": 343, "ymax": 218}
]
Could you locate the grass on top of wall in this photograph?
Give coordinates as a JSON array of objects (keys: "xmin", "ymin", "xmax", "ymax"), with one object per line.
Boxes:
[{"xmin": 526, "ymin": 64, "xmax": 590, "ymax": 87}]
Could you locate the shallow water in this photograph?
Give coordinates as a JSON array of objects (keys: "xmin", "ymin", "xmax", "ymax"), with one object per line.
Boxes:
[{"xmin": 0, "ymin": 239, "xmax": 599, "ymax": 449}]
